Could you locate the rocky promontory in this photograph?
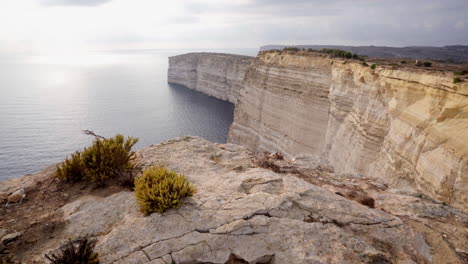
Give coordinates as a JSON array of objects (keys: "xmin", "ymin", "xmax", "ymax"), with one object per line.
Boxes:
[
  {"xmin": 168, "ymin": 50, "xmax": 468, "ymax": 213},
  {"xmin": 1, "ymin": 137, "xmax": 467, "ymax": 263},
  {"xmin": 168, "ymin": 53, "xmax": 253, "ymax": 104}
]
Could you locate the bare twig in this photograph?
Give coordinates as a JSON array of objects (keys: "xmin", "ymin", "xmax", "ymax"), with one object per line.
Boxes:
[{"xmin": 82, "ymin": 130, "xmax": 106, "ymax": 139}]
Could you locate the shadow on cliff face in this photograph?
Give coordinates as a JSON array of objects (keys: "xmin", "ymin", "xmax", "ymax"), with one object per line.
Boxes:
[{"xmin": 166, "ymin": 83, "xmax": 235, "ymax": 144}]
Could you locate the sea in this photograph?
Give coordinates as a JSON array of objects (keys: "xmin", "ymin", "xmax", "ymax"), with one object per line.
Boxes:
[{"xmin": 0, "ymin": 48, "xmax": 258, "ymax": 181}]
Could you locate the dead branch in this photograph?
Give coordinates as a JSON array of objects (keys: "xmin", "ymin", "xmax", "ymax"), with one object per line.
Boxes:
[{"xmin": 82, "ymin": 130, "xmax": 106, "ymax": 139}]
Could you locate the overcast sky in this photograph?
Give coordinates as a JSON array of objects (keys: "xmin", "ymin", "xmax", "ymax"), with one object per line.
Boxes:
[{"xmin": 1, "ymin": 0, "xmax": 467, "ymax": 54}]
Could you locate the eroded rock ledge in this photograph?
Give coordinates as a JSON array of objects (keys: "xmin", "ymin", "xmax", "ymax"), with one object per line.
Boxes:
[
  {"xmin": 1, "ymin": 137, "xmax": 467, "ymax": 263},
  {"xmin": 168, "ymin": 51, "xmax": 468, "ymax": 212},
  {"xmin": 168, "ymin": 52, "xmax": 253, "ymax": 104}
]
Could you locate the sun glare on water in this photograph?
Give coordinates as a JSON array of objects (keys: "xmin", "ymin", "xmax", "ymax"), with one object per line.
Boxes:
[{"xmin": 26, "ymin": 53, "xmax": 123, "ymax": 66}]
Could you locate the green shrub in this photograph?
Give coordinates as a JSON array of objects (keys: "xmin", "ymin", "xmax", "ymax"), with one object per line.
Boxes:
[
  {"xmin": 134, "ymin": 166, "xmax": 196, "ymax": 215},
  {"xmin": 45, "ymin": 239, "xmax": 99, "ymax": 264},
  {"xmin": 55, "ymin": 151, "xmax": 85, "ymax": 183},
  {"xmin": 400, "ymin": 60, "xmax": 407, "ymax": 64},
  {"xmin": 80, "ymin": 135, "xmax": 138, "ymax": 183},
  {"xmin": 358, "ymin": 56, "xmax": 367, "ymax": 62},
  {"xmin": 453, "ymin": 71, "xmax": 468, "ymax": 75},
  {"xmin": 370, "ymin": 64, "xmax": 377, "ymax": 70},
  {"xmin": 423, "ymin": 62, "xmax": 432, "ymax": 67},
  {"xmin": 453, "ymin": 77, "xmax": 462, "ymax": 84},
  {"xmin": 283, "ymin": 47, "xmax": 300, "ymax": 52},
  {"xmin": 320, "ymin": 48, "xmax": 355, "ymax": 59},
  {"xmin": 55, "ymin": 134, "xmax": 139, "ymax": 184}
]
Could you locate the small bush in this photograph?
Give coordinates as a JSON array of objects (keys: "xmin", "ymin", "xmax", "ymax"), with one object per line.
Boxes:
[
  {"xmin": 321, "ymin": 48, "xmax": 355, "ymax": 59},
  {"xmin": 423, "ymin": 62, "xmax": 432, "ymax": 67},
  {"xmin": 283, "ymin": 47, "xmax": 300, "ymax": 52},
  {"xmin": 400, "ymin": 60, "xmax": 407, "ymax": 64},
  {"xmin": 358, "ymin": 56, "xmax": 367, "ymax": 62},
  {"xmin": 453, "ymin": 77, "xmax": 462, "ymax": 84},
  {"xmin": 55, "ymin": 134, "xmax": 139, "ymax": 184},
  {"xmin": 453, "ymin": 71, "xmax": 468, "ymax": 75},
  {"xmin": 134, "ymin": 166, "xmax": 196, "ymax": 215},
  {"xmin": 45, "ymin": 239, "xmax": 99, "ymax": 264},
  {"xmin": 55, "ymin": 151, "xmax": 85, "ymax": 183},
  {"xmin": 370, "ymin": 64, "xmax": 377, "ymax": 70}
]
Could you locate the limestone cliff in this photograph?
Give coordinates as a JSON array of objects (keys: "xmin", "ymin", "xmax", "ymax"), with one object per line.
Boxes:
[
  {"xmin": 168, "ymin": 51, "xmax": 468, "ymax": 212},
  {"xmin": 168, "ymin": 53, "xmax": 253, "ymax": 104}
]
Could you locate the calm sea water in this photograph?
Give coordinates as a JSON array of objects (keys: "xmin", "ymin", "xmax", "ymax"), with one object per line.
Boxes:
[{"xmin": 0, "ymin": 49, "xmax": 257, "ymax": 181}]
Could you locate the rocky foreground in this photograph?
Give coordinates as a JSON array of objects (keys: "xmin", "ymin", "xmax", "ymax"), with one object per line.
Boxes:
[{"xmin": 1, "ymin": 137, "xmax": 467, "ymax": 263}]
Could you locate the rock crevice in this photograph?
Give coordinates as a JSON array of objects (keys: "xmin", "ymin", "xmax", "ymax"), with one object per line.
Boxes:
[{"xmin": 1, "ymin": 137, "xmax": 467, "ymax": 263}]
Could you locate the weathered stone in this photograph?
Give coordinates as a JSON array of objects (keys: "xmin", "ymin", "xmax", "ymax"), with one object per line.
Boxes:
[
  {"xmin": 161, "ymin": 254, "xmax": 173, "ymax": 264},
  {"xmin": 60, "ymin": 191, "xmax": 139, "ymax": 238},
  {"xmin": 1, "ymin": 232, "xmax": 22, "ymax": 244},
  {"xmin": 0, "ymin": 228, "xmax": 7, "ymax": 239},
  {"xmin": 168, "ymin": 52, "xmax": 468, "ymax": 212},
  {"xmin": 0, "ymin": 192, "xmax": 7, "ymax": 203},
  {"xmin": 148, "ymin": 259, "xmax": 167, "ymax": 264},
  {"xmin": 7, "ymin": 189, "xmax": 25, "ymax": 203},
  {"xmin": 0, "ymin": 164, "xmax": 55, "ymax": 195},
  {"xmin": 1, "ymin": 136, "xmax": 466, "ymax": 263},
  {"xmin": 45, "ymin": 137, "xmax": 436, "ymax": 264},
  {"xmin": 114, "ymin": 251, "xmax": 150, "ymax": 264},
  {"xmin": 168, "ymin": 53, "xmax": 252, "ymax": 104}
]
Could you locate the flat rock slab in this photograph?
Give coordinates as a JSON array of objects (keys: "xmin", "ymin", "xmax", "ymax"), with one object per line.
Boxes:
[{"xmin": 53, "ymin": 137, "xmax": 430, "ymax": 264}]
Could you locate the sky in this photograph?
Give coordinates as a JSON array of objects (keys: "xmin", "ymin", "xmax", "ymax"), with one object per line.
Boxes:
[{"xmin": 1, "ymin": 0, "xmax": 467, "ymax": 54}]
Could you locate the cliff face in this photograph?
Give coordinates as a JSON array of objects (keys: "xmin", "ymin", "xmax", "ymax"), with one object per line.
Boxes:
[
  {"xmin": 228, "ymin": 53, "xmax": 332, "ymax": 157},
  {"xmin": 325, "ymin": 62, "xmax": 468, "ymax": 211},
  {"xmin": 229, "ymin": 52, "xmax": 468, "ymax": 211},
  {"xmin": 168, "ymin": 51, "xmax": 468, "ymax": 212},
  {"xmin": 168, "ymin": 53, "xmax": 253, "ymax": 104}
]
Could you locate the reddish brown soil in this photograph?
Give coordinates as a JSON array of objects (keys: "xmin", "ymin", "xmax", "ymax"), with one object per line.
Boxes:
[{"xmin": 0, "ymin": 177, "xmax": 125, "ymax": 263}]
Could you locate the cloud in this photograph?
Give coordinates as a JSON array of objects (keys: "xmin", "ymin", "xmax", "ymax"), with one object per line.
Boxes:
[
  {"xmin": 184, "ymin": 0, "xmax": 344, "ymax": 17},
  {"xmin": 40, "ymin": 0, "xmax": 112, "ymax": 7},
  {"xmin": 0, "ymin": 0, "xmax": 467, "ymax": 54}
]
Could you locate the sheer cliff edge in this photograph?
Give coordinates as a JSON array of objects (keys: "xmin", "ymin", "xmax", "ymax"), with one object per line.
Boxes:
[{"xmin": 168, "ymin": 50, "xmax": 468, "ymax": 212}]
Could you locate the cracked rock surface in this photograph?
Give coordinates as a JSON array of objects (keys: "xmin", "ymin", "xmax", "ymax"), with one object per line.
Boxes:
[
  {"xmin": 2, "ymin": 136, "xmax": 467, "ymax": 263},
  {"xmin": 59, "ymin": 137, "xmax": 448, "ymax": 263}
]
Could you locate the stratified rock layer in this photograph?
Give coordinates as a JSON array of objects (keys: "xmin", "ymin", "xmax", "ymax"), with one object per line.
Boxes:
[
  {"xmin": 229, "ymin": 51, "xmax": 468, "ymax": 211},
  {"xmin": 168, "ymin": 53, "xmax": 253, "ymax": 104},
  {"xmin": 167, "ymin": 51, "xmax": 468, "ymax": 211}
]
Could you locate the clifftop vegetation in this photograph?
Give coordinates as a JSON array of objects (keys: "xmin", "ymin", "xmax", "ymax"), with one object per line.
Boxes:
[
  {"xmin": 278, "ymin": 47, "xmax": 367, "ymax": 61},
  {"xmin": 55, "ymin": 133, "xmax": 139, "ymax": 185}
]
